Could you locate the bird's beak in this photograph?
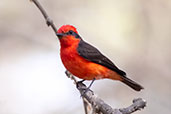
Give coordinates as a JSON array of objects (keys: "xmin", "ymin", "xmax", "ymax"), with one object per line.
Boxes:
[{"xmin": 56, "ymin": 33, "xmax": 65, "ymax": 39}]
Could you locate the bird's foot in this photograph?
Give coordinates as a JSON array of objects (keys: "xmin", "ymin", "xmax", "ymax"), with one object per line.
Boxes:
[{"xmin": 76, "ymin": 79, "xmax": 95, "ymax": 97}]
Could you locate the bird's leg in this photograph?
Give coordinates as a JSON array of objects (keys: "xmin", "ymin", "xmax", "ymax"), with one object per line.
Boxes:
[
  {"xmin": 77, "ymin": 79, "xmax": 85, "ymax": 84},
  {"xmin": 87, "ymin": 78, "xmax": 95, "ymax": 90},
  {"xmin": 78, "ymin": 78, "xmax": 96, "ymax": 97},
  {"xmin": 84, "ymin": 78, "xmax": 96, "ymax": 96}
]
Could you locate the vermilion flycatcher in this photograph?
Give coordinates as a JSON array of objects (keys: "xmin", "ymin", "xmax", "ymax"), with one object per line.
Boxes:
[{"xmin": 57, "ymin": 25, "xmax": 144, "ymax": 91}]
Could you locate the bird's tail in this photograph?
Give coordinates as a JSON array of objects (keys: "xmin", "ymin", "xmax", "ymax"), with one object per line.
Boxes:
[{"xmin": 121, "ymin": 76, "xmax": 144, "ymax": 91}]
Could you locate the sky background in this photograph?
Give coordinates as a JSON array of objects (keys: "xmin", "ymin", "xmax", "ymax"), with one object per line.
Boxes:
[{"xmin": 0, "ymin": 0, "xmax": 171, "ymax": 114}]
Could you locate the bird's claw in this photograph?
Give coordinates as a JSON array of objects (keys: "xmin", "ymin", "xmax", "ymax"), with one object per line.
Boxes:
[
  {"xmin": 80, "ymin": 87, "xmax": 94, "ymax": 98},
  {"xmin": 76, "ymin": 81, "xmax": 94, "ymax": 97}
]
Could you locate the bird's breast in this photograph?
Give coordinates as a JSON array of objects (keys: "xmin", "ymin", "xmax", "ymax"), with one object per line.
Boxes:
[{"xmin": 60, "ymin": 44, "xmax": 111, "ymax": 80}]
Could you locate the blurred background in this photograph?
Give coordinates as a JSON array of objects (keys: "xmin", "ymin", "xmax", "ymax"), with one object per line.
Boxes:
[{"xmin": 0, "ymin": 0, "xmax": 171, "ymax": 114}]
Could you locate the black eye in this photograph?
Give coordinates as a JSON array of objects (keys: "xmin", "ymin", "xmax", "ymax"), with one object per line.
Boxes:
[
  {"xmin": 67, "ymin": 30, "xmax": 81, "ymax": 39},
  {"xmin": 68, "ymin": 30, "xmax": 74, "ymax": 35}
]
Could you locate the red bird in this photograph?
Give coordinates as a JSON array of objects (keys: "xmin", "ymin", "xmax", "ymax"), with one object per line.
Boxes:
[{"xmin": 57, "ymin": 25, "xmax": 144, "ymax": 91}]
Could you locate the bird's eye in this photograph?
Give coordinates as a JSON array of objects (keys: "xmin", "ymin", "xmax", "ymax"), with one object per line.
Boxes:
[
  {"xmin": 68, "ymin": 30, "xmax": 74, "ymax": 35},
  {"xmin": 66, "ymin": 30, "xmax": 81, "ymax": 39}
]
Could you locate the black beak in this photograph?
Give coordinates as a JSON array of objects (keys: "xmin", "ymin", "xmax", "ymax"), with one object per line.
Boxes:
[{"xmin": 56, "ymin": 33, "xmax": 64, "ymax": 39}]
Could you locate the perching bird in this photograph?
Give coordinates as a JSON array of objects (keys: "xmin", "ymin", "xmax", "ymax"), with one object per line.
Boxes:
[{"xmin": 57, "ymin": 25, "xmax": 144, "ymax": 91}]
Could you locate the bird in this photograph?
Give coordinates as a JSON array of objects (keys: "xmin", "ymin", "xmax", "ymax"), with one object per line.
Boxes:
[{"xmin": 57, "ymin": 25, "xmax": 144, "ymax": 91}]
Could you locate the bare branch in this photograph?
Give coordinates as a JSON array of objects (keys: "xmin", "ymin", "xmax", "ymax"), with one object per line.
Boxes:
[
  {"xmin": 65, "ymin": 71, "xmax": 146, "ymax": 114},
  {"xmin": 75, "ymin": 79, "xmax": 146, "ymax": 114},
  {"xmin": 119, "ymin": 98, "xmax": 146, "ymax": 114}
]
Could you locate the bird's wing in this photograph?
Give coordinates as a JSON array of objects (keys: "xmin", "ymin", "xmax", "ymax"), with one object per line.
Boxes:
[{"xmin": 77, "ymin": 40, "xmax": 126, "ymax": 76}]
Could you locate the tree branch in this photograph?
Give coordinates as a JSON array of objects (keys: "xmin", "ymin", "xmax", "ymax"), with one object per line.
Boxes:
[
  {"xmin": 30, "ymin": 1, "xmax": 147, "ymax": 113},
  {"xmin": 66, "ymin": 71, "xmax": 146, "ymax": 114}
]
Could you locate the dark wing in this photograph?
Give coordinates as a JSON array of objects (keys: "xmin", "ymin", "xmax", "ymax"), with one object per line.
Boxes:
[{"xmin": 77, "ymin": 40, "xmax": 126, "ymax": 76}]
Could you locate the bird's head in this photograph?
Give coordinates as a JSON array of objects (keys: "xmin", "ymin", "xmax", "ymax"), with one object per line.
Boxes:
[{"xmin": 57, "ymin": 25, "xmax": 82, "ymax": 47}]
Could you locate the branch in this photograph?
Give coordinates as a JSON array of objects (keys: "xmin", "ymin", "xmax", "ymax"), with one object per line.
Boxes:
[
  {"xmin": 30, "ymin": 1, "xmax": 147, "ymax": 113},
  {"xmin": 65, "ymin": 71, "xmax": 146, "ymax": 114},
  {"xmin": 119, "ymin": 98, "xmax": 146, "ymax": 114}
]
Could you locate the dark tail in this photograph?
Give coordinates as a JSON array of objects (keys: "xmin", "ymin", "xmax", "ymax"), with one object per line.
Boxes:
[{"xmin": 121, "ymin": 76, "xmax": 144, "ymax": 91}]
